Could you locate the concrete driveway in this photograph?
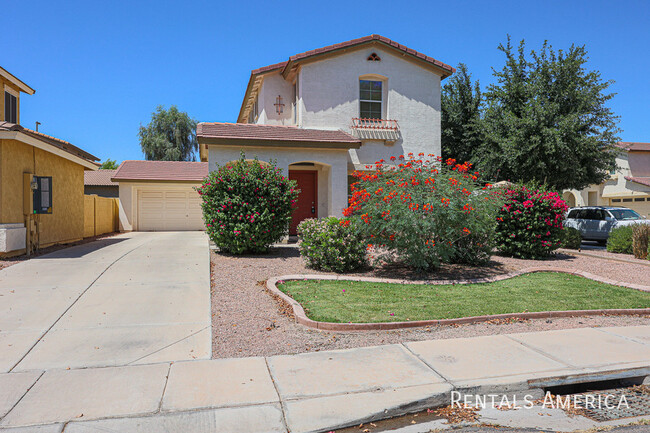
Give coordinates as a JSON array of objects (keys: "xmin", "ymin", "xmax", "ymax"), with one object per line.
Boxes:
[{"xmin": 0, "ymin": 232, "xmax": 211, "ymax": 372}]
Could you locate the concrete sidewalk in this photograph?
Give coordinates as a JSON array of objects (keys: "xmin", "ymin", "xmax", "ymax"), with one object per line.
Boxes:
[
  {"xmin": 1, "ymin": 325, "xmax": 649, "ymax": 433},
  {"xmin": 0, "ymin": 232, "xmax": 211, "ymax": 373}
]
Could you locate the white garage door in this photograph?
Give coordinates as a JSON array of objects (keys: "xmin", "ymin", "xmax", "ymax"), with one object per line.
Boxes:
[{"xmin": 137, "ymin": 188, "xmax": 204, "ymax": 231}]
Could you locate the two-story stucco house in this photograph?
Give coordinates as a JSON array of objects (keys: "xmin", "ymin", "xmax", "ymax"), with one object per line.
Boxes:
[
  {"xmin": 197, "ymin": 35, "xmax": 454, "ymax": 233},
  {"xmin": 563, "ymin": 142, "xmax": 650, "ymax": 217}
]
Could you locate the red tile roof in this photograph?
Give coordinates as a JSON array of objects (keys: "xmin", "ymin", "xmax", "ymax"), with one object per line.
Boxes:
[
  {"xmin": 197, "ymin": 122, "xmax": 361, "ymax": 148},
  {"xmin": 112, "ymin": 161, "xmax": 209, "ymax": 182},
  {"xmin": 0, "ymin": 121, "xmax": 99, "ymax": 163},
  {"xmin": 251, "ymin": 34, "xmax": 455, "ymax": 77},
  {"xmin": 84, "ymin": 169, "xmax": 117, "ymax": 186},
  {"xmin": 617, "ymin": 142, "xmax": 650, "ymax": 152},
  {"xmin": 239, "ymin": 35, "xmax": 455, "ymax": 122},
  {"xmin": 626, "ymin": 176, "xmax": 650, "ymax": 187}
]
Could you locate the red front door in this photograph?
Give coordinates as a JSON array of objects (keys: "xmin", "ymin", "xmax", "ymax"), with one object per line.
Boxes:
[{"xmin": 289, "ymin": 170, "xmax": 317, "ymax": 235}]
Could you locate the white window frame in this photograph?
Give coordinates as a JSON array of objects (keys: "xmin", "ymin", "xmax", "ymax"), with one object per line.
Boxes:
[{"xmin": 359, "ymin": 79, "xmax": 383, "ymax": 120}]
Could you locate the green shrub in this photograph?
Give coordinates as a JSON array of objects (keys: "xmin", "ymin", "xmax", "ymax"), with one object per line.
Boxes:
[
  {"xmin": 632, "ymin": 224, "xmax": 650, "ymax": 259},
  {"xmin": 197, "ymin": 155, "xmax": 298, "ymax": 254},
  {"xmin": 494, "ymin": 185, "xmax": 569, "ymax": 259},
  {"xmin": 560, "ymin": 227, "xmax": 582, "ymax": 250},
  {"xmin": 297, "ymin": 217, "xmax": 367, "ymax": 272},
  {"xmin": 344, "ymin": 155, "xmax": 501, "ymax": 271},
  {"xmin": 606, "ymin": 225, "xmax": 635, "ymax": 254}
]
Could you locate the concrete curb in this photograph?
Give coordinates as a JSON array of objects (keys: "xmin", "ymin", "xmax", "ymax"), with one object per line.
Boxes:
[{"xmin": 266, "ymin": 268, "xmax": 650, "ymax": 331}]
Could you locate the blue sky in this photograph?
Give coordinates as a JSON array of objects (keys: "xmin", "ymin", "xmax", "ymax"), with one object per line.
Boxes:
[{"xmin": 5, "ymin": 0, "xmax": 650, "ymax": 163}]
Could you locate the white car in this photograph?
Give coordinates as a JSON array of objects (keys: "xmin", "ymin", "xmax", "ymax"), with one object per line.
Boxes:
[{"xmin": 563, "ymin": 206, "xmax": 649, "ymax": 244}]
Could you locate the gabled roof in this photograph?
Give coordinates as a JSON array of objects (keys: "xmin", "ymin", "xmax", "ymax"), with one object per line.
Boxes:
[
  {"xmin": 0, "ymin": 66, "xmax": 35, "ymax": 95},
  {"xmin": 197, "ymin": 122, "xmax": 361, "ymax": 149},
  {"xmin": 112, "ymin": 160, "xmax": 209, "ymax": 182},
  {"xmin": 0, "ymin": 121, "xmax": 99, "ymax": 164},
  {"xmin": 616, "ymin": 142, "xmax": 650, "ymax": 152},
  {"xmin": 625, "ymin": 176, "xmax": 650, "ymax": 187},
  {"xmin": 238, "ymin": 34, "xmax": 455, "ymax": 122},
  {"xmin": 84, "ymin": 169, "xmax": 117, "ymax": 186}
]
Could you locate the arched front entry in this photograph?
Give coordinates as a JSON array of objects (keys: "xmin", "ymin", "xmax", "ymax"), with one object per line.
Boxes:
[
  {"xmin": 562, "ymin": 191, "xmax": 577, "ymax": 208},
  {"xmin": 288, "ymin": 161, "xmax": 330, "ymax": 235}
]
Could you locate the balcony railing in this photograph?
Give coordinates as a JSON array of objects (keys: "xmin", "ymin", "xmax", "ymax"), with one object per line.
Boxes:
[
  {"xmin": 351, "ymin": 118, "xmax": 399, "ymax": 130},
  {"xmin": 350, "ymin": 118, "xmax": 401, "ymax": 142}
]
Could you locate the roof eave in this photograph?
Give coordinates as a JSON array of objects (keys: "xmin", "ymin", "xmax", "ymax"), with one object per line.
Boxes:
[
  {"xmin": 280, "ymin": 38, "xmax": 455, "ymax": 80},
  {"xmin": 111, "ymin": 178, "xmax": 204, "ymax": 183},
  {"xmin": 0, "ymin": 66, "xmax": 36, "ymax": 95},
  {"xmin": 198, "ymin": 136, "xmax": 361, "ymax": 150},
  {"xmin": 0, "ymin": 130, "xmax": 98, "ymax": 170}
]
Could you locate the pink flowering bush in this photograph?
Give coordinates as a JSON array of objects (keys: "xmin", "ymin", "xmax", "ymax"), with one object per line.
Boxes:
[
  {"xmin": 494, "ymin": 185, "xmax": 569, "ymax": 259},
  {"xmin": 196, "ymin": 154, "xmax": 298, "ymax": 254}
]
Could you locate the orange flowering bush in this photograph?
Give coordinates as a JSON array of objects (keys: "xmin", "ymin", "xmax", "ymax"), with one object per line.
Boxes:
[{"xmin": 344, "ymin": 154, "xmax": 501, "ymax": 271}]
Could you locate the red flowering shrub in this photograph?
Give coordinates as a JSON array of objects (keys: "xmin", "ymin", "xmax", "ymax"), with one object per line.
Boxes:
[
  {"xmin": 344, "ymin": 154, "xmax": 501, "ymax": 271},
  {"xmin": 196, "ymin": 155, "xmax": 298, "ymax": 254},
  {"xmin": 494, "ymin": 185, "xmax": 568, "ymax": 259}
]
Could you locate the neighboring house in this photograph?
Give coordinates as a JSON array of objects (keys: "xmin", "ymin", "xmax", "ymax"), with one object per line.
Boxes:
[
  {"xmin": 84, "ymin": 169, "xmax": 118, "ymax": 197},
  {"xmin": 112, "ymin": 160, "xmax": 208, "ymax": 231},
  {"xmin": 0, "ymin": 66, "xmax": 99, "ymax": 256},
  {"xmin": 563, "ymin": 142, "xmax": 650, "ymax": 217},
  {"xmin": 197, "ymin": 34, "xmax": 454, "ymax": 233}
]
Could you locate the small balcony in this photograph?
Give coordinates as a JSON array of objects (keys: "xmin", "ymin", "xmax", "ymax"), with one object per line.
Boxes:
[{"xmin": 350, "ymin": 118, "xmax": 401, "ymax": 142}]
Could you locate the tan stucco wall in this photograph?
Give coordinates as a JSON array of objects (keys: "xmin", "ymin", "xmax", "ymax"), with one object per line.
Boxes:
[
  {"xmin": 84, "ymin": 195, "xmax": 118, "ymax": 237},
  {"xmin": 0, "ymin": 138, "xmax": 85, "ymax": 247}
]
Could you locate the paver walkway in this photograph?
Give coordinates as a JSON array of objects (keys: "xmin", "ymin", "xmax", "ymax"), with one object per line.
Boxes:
[
  {"xmin": 0, "ymin": 232, "xmax": 211, "ymax": 372},
  {"xmin": 0, "ymin": 326, "xmax": 648, "ymax": 433}
]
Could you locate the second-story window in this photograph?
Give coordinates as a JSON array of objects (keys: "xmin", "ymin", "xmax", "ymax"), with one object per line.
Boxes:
[
  {"xmin": 4, "ymin": 91, "xmax": 17, "ymax": 123},
  {"xmin": 359, "ymin": 80, "xmax": 382, "ymax": 119}
]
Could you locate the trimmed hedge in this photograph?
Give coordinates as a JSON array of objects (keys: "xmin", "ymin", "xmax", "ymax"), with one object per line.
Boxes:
[
  {"xmin": 298, "ymin": 217, "xmax": 367, "ymax": 273},
  {"xmin": 561, "ymin": 227, "xmax": 582, "ymax": 250},
  {"xmin": 606, "ymin": 225, "xmax": 635, "ymax": 254}
]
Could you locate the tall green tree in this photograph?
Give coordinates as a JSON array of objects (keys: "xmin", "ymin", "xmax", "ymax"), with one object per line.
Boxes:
[
  {"xmin": 99, "ymin": 159, "xmax": 119, "ymax": 169},
  {"xmin": 476, "ymin": 36, "xmax": 620, "ymax": 190},
  {"xmin": 441, "ymin": 63, "xmax": 483, "ymax": 163},
  {"xmin": 139, "ymin": 105, "xmax": 198, "ymax": 161}
]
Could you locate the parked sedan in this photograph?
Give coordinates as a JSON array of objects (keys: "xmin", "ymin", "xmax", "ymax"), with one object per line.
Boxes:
[{"xmin": 563, "ymin": 206, "xmax": 649, "ymax": 244}]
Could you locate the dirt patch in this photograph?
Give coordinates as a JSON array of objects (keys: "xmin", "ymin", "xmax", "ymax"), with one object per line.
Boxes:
[{"xmin": 210, "ymin": 246, "xmax": 650, "ymax": 359}]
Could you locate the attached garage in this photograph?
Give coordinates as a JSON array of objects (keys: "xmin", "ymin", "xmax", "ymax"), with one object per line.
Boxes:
[{"xmin": 112, "ymin": 161, "xmax": 208, "ymax": 232}]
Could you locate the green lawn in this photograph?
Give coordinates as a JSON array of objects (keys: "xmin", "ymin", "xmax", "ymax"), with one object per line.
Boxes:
[{"xmin": 277, "ymin": 272, "xmax": 650, "ymax": 323}]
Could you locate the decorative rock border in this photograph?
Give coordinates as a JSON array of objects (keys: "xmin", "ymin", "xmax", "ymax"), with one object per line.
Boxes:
[{"xmin": 266, "ymin": 267, "xmax": 650, "ymax": 331}]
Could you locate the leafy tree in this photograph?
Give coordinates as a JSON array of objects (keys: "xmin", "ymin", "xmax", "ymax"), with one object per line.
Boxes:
[
  {"xmin": 476, "ymin": 36, "xmax": 620, "ymax": 190},
  {"xmin": 441, "ymin": 63, "xmax": 483, "ymax": 163},
  {"xmin": 99, "ymin": 159, "xmax": 119, "ymax": 169},
  {"xmin": 139, "ymin": 105, "xmax": 198, "ymax": 161}
]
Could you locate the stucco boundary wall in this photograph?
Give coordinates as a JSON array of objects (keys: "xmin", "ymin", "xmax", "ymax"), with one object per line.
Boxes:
[
  {"xmin": 84, "ymin": 195, "xmax": 119, "ymax": 238},
  {"xmin": 266, "ymin": 267, "xmax": 650, "ymax": 331}
]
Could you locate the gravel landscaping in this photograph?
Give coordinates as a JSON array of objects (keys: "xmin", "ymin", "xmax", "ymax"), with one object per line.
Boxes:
[{"xmin": 211, "ymin": 245, "xmax": 650, "ymax": 358}]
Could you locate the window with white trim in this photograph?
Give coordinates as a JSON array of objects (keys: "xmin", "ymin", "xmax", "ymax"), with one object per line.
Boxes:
[
  {"xmin": 4, "ymin": 91, "xmax": 17, "ymax": 123},
  {"xmin": 359, "ymin": 80, "xmax": 382, "ymax": 119}
]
